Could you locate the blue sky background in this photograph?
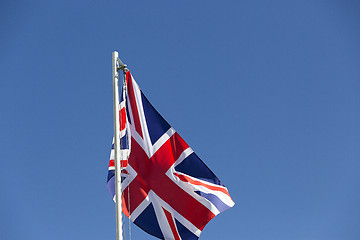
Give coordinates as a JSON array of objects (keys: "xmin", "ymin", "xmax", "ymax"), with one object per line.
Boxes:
[{"xmin": 1, "ymin": 1, "xmax": 360, "ymax": 239}]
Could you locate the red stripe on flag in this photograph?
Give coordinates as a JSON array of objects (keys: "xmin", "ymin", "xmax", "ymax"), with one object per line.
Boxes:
[
  {"xmin": 109, "ymin": 160, "xmax": 114, "ymax": 167},
  {"xmin": 174, "ymin": 172, "xmax": 231, "ymax": 196},
  {"xmin": 119, "ymin": 107, "xmax": 126, "ymax": 131},
  {"xmin": 109, "ymin": 160, "xmax": 128, "ymax": 168},
  {"xmin": 121, "ymin": 160, "xmax": 128, "ymax": 167},
  {"xmin": 163, "ymin": 208, "xmax": 181, "ymax": 240},
  {"xmin": 126, "ymin": 71, "xmax": 143, "ymax": 138}
]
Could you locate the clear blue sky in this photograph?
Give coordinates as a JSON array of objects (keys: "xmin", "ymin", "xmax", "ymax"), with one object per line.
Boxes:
[{"xmin": 1, "ymin": 1, "xmax": 360, "ymax": 239}]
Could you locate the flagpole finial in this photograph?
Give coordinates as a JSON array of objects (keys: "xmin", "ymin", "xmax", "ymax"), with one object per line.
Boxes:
[{"xmin": 117, "ymin": 58, "xmax": 127, "ymax": 71}]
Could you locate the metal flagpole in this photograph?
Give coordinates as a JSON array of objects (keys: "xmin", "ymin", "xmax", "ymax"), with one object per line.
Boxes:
[{"xmin": 112, "ymin": 51, "xmax": 126, "ymax": 240}]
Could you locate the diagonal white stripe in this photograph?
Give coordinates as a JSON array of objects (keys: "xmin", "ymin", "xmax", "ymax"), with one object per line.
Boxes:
[
  {"xmin": 150, "ymin": 127, "xmax": 176, "ymax": 158},
  {"xmin": 129, "ymin": 192, "xmax": 151, "ymax": 221}
]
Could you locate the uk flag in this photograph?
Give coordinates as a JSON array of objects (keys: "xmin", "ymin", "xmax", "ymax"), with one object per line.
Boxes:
[{"xmin": 107, "ymin": 71, "xmax": 234, "ymax": 240}]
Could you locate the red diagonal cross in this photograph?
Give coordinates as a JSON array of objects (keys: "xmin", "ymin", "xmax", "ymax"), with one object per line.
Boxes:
[{"xmin": 122, "ymin": 132, "xmax": 215, "ymax": 231}]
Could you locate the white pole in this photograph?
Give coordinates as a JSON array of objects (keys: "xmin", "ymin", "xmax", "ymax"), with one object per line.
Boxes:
[{"xmin": 112, "ymin": 51, "xmax": 123, "ymax": 240}]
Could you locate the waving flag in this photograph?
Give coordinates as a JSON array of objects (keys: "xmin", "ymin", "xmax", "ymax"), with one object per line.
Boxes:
[{"xmin": 107, "ymin": 71, "xmax": 234, "ymax": 240}]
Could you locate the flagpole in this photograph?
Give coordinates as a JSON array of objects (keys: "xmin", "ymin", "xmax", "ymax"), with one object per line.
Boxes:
[{"xmin": 112, "ymin": 51, "xmax": 124, "ymax": 240}]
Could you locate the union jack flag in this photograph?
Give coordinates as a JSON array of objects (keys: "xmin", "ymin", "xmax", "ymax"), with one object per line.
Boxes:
[{"xmin": 107, "ymin": 71, "xmax": 234, "ymax": 240}]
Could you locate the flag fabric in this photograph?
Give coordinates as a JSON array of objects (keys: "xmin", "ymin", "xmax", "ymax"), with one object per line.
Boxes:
[
  {"xmin": 107, "ymin": 87, "xmax": 130, "ymax": 199},
  {"xmin": 107, "ymin": 71, "xmax": 234, "ymax": 240}
]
